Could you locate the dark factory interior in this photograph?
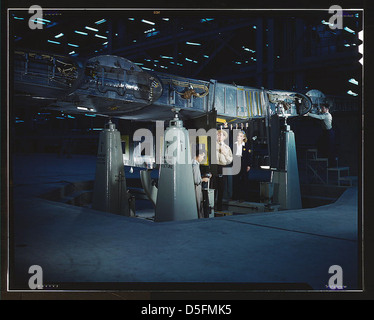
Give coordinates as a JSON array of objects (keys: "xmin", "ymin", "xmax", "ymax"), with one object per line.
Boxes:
[{"xmin": 4, "ymin": 6, "xmax": 364, "ymax": 297}]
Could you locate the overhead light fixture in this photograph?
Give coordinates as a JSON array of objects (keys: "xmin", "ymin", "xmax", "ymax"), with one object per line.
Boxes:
[
  {"xmin": 186, "ymin": 41, "xmax": 201, "ymax": 46},
  {"xmin": 68, "ymin": 43, "xmax": 79, "ymax": 47},
  {"xmin": 95, "ymin": 19, "xmax": 106, "ymax": 25},
  {"xmin": 32, "ymin": 17, "xmax": 50, "ymax": 24},
  {"xmin": 46, "ymin": 22, "xmax": 58, "ymax": 29},
  {"xmin": 344, "ymin": 26, "xmax": 355, "ymax": 34},
  {"xmin": 128, "ymin": 18, "xmax": 135, "ymax": 21},
  {"xmin": 85, "ymin": 26, "xmax": 99, "ymax": 32},
  {"xmin": 141, "ymin": 19, "xmax": 155, "ymax": 25},
  {"xmin": 347, "ymin": 90, "xmax": 358, "ymax": 96},
  {"xmin": 203, "ymin": 55, "xmax": 209, "ymax": 58},
  {"xmin": 146, "ymin": 31, "xmax": 159, "ymax": 37},
  {"xmin": 31, "ymin": 19, "xmax": 46, "ymax": 25},
  {"xmin": 141, "ymin": 19, "xmax": 156, "ymax": 26},
  {"xmin": 32, "ymin": 96, "xmax": 55, "ymax": 100},
  {"xmin": 348, "ymin": 78, "xmax": 358, "ymax": 85},
  {"xmin": 55, "ymin": 33, "xmax": 64, "ymax": 38},
  {"xmin": 13, "ymin": 16, "xmax": 24, "ymax": 20},
  {"xmin": 243, "ymin": 46, "xmax": 255, "ymax": 53},
  {"xmin": 184, "ymin": 58, "xmax": 198, "ymax": 64},
  {"xmin": 47, "ymin": 40, "xmax": 61, "ymax": 45},
  {"xmin": 69, "ymin": 51, "xmax": 75, "ymax": 55},
  {"xmin": 95, "ymin": 34, "xmax": 107, "ymax": 39},
  {"xmin": 160, "ymin": 55, "xmax": 173, "ymax": 59},
  {"xmin": 75, "ymin": 30, "xmax": 88, "ymax": 35},
  {"xmin": 144, "ymin": 28, "xmax": 156, "ymax": 33},
  {"xmin": 102, "ymin": 41, "xmax": 108, "ymax": 45},
  {"xmin": 321, "ymin": 20, "xmax": 334, "ymax": 27},
  {"xmin": 200, "ymin": 18, "xmax": 214, "ymax": 23},
  {"xmin": 162, "ymin": 18, "xmax": 169, "ymax": 21}
]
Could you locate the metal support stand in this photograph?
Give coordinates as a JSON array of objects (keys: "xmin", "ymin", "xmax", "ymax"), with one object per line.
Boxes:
[
  {"xmin": 272, "ymin": 118, "xmax": 302, "ymax": 210},
  {"xmin": 154, "ymin": 109, "xmax": 198, "ymax": 222},
  {"xmin": 92, "ymin": 120, "xmax": 130, "ymax": 216}
]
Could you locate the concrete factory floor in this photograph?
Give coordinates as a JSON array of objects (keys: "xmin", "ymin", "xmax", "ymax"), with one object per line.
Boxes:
[{"xmin": 9, "ymin": 153, "xmax": 360, "ymax": 291}]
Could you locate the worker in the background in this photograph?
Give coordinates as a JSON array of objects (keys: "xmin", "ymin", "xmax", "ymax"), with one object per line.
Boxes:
[
  {"xmin": 192, "ymin": 147, "xmax": 210, "ymax": 218},
  {"xmin": 215, "ymin": 129, "xmax": 233, "ymax": 211},
  {"xmin": 233, "ymin": 130, "xmax": 252, "ymax": 202},
  {"xmin": 305, "ymin": 103, "xmax": 337, "ymax": 167}
]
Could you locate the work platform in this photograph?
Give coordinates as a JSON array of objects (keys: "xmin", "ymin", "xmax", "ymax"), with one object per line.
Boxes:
[{"xmin": 9, "ymin": 153, "xmax": 360, "ymax": 291}]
